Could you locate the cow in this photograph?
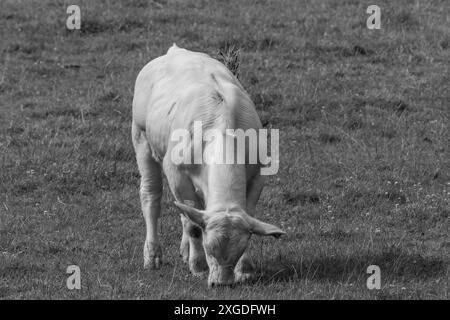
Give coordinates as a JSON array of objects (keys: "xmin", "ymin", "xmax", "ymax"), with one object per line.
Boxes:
[{"xmin": 131, "ymin": 44, "xmax": 285, "ymax": 287}]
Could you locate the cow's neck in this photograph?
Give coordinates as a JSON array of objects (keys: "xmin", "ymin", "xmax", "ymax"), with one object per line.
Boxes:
[
  {"xmin": 202, "ymin": 133, "xmax": 247, "ymax": 212},
  {"xmin": 205, "ymin": 163, "xmax": 247, "ymax": 212}
]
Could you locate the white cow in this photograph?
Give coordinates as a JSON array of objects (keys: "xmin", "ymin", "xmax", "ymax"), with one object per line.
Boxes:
[{"xmin": 131, "ymin": 44, "xmax": 285, "ymax": 287}]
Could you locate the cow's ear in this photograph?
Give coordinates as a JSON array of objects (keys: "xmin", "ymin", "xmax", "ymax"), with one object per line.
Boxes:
[
  {"xmin": 174, "ymin": 201, "xmax": 207, "ymax": 228},
  {"xmin": 246, "ymin": 215, "xmax": 285, "ymax": 238}
]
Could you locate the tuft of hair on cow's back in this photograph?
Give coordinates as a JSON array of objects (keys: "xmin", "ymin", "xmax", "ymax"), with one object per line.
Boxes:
[{"xmin": 218, "ymin": 44, "xmax": 240, "ymax": 79}]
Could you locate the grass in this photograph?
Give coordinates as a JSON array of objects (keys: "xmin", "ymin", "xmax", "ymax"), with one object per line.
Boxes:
[{"xmin": 0, "ymin": 0, "xmax": 449, "ymax": 299}]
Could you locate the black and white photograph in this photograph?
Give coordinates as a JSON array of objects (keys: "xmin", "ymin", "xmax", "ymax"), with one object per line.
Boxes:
[{"xmin": 0, "ymin": 0, "xmax": 449, "ymax": 305}]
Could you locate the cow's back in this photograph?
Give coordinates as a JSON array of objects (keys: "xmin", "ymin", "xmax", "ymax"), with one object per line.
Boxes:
[{"xmin": 132, "ymin": 44, "xmax": 261, "ymax": 163}]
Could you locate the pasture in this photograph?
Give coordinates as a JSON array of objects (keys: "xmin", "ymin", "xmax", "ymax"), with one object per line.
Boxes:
[{"xmin": 0, "ymin": 0, "xmax": 449, "ymax": 299}]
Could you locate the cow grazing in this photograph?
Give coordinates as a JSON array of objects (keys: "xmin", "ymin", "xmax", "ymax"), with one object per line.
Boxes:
[{"xmin": 131, "ymin": 44, "xmax": 285, "ymax": 287}]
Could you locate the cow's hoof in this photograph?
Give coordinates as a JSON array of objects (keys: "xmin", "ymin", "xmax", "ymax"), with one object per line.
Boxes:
[
  {"xmin": 234, "ymin": 271, "xmax": 256, "ymax": 284},
  {"xmin": 143, "ymin": 242, "xmax": 162, "ymax": 269}
]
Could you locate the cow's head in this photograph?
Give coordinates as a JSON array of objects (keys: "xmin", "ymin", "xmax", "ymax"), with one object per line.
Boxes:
[{"xmin": 174, "ymin": 201, "xmax": 285, "ymax": 287}]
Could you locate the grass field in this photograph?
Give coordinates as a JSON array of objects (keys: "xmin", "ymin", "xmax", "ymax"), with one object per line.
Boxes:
[{"xmin": 0, "ymin": 0, "xmax": 449, "ymax": 299}]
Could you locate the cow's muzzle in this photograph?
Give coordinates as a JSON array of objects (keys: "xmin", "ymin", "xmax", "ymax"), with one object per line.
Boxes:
[{"xmin": 208, "ymin": 266, "xmax": 234, "ymax": 288}]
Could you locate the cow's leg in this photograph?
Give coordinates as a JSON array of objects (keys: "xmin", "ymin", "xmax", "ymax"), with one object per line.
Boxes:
[
  {"xmin": 235, "ymin": 174, "xmax": 265, "ymax": 283},
  {"xmin": 179, "ymin": 216, "xmax": 190, "ymax": 264},
  {"xmin": 132, "ymin": 124, "xmax": 163, "ymax": 269},
  {"xmin": 163, "ymin": 156, "xmax": 208, "ymax": 276}
]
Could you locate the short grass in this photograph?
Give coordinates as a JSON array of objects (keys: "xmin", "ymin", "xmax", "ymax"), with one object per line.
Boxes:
[{"xmin": 0, "ymin": 0, "xmax": 449, "ymax": 299}]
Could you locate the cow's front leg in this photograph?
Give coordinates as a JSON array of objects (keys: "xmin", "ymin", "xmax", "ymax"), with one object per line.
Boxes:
[
  {"xmin": 235, "ymin": 174, "xmax": 265, "ymax": 282},
  {"xmin": 235, "ymin": 252, "xmax": 256, "ymax": 283},
  {"xmin": 133, "ymin": 125, "xmax": 163, "ymax": 269},
  {"xmin": 163, "ymin": 156, "xmax": 208, "ymax": 276},
  {"xmin": 180, "ymin": 214, "xmax": 208, "ymax": 276}
]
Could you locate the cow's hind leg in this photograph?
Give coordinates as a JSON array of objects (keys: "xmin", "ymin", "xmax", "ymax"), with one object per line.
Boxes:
[
  {"xmin": 132, "ymin": 124, "xmax": 163, "ymax": 269},
  {"xmin": 179, "ymin": 217, "xmax": 190, "ymax": 264},
  {"xmin": 163, "ymin": 156, "xmax": 208, "ymax": 276}
]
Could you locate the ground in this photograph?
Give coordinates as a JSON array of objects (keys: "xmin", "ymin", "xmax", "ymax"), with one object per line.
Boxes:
[{"xmin": 0, "ymin": 0, "xmax": 449, "ymax": 299}]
